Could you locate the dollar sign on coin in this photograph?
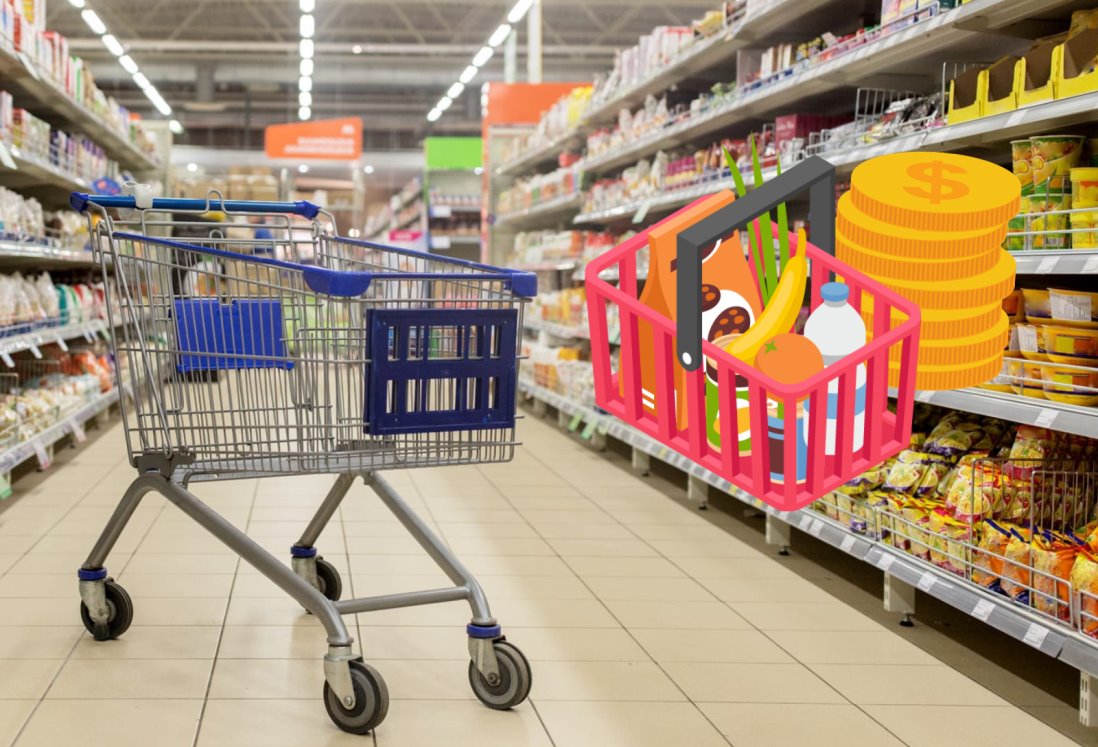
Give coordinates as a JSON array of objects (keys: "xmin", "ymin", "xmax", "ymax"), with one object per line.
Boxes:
[{"xmin": 903, "ymin": 160, "xmax": 970, "ymax": 205}]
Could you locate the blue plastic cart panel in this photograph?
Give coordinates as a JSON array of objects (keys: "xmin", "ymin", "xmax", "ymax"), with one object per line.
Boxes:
[
  {"xmin": 175, "ymin": 298, "xmax": 293, "ymax": 372},
  {"xmin": 366, "ymin": 308, "xmax": 518, "ymax": 434}
]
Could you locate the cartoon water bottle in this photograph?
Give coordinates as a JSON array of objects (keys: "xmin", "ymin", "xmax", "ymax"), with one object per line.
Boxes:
[{"xmin": 802, "ymin": 282, "xmax": 866, "ymax": 454}]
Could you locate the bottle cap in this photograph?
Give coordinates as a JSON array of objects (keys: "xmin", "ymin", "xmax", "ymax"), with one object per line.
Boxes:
[{"xmin": 820, "ymin": 282, "xmax": 849, "ymax": 303}]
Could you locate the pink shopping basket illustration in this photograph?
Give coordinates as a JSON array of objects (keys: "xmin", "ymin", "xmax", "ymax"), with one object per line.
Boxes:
[{"xmin": 585, "ymin": 158, "xmax": 922, "ymax": 511}]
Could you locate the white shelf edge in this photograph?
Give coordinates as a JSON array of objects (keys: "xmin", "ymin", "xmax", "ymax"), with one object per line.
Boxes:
[
  {"xmin": 892, "ymin": 387, "xmax": 1098, "ymax": 440},
  {"xmin": 0, "ymin": 385, "xmax": 120, "ymax": 474},
  {"xmin": 494, "ymin": 193, "xmax": 582, "ymax": 228},
  {"xmin": 0, "ymin": 318, "xmax": 109, "ymax": 357},
  {"xmin": 517, "ymin": 378, "xmax": 1098, "ymax": 678}
]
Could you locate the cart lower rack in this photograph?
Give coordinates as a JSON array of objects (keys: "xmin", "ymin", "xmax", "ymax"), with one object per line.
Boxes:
[{"xmin": 70, "ymin": 191, "xmax": 536, "ymax": 735}]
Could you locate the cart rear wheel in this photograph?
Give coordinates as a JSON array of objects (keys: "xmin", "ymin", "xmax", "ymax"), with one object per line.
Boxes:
[
  {"xmin": 469, "ymin": 640, "xmax": 531, "ymax": 710},
  {"xmin": 324, "ymin": 660, "xmax": 388, "ymax": 734},
  {"xmin": 79, "ymin": 580, "xmax": 133, "ymax": 641},
  {"xmin": 315, "ymin": 558, "xmax": 342, "ymax": 602}
]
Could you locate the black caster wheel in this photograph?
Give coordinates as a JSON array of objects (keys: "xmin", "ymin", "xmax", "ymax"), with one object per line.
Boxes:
[
  {"xmin": 79, "ymin": 579, "xmax": 133, "ymax": 641},
  {"xmin": 315, "ymin": 557, "xmax": 342, "ymax": 602},
  {"xmin": 469, "ymin": 640, "xmax": 532, "ymax": 710},
  {"xmin": 324, "ymin": 659, "xmax": 389, "ymax": 735}
]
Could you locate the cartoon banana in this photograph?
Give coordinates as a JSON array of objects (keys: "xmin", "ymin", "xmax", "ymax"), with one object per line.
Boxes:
[{"xmin": 722, "ymin": 240, "xmax": 808, "ymax": 366}]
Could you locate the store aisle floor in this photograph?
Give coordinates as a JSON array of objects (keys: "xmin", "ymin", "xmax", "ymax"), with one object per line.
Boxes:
[{"xmin": 0, "ymin": 415, "xmax": 1081, "ymax": 747}]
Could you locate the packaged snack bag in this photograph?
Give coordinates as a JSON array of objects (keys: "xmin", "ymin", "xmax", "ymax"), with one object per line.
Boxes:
[
  {"xmin": 928, "ymin": 508, "xmax": 971, "ymax": 575},
  {"xmin": 973, "ymin": 520, "xmax": 1014, "ymax": 589},
  {"xmin": 1071, "ymin": 547, "xmax": 1098, "ymax": 636},
  {"xmin": 1031, "ymin": 532, "xmax": 1078, "ymax": 620},
  {"xmin": 1001, "ymin": 527, "xmax": 1034, "ymax": 602}
]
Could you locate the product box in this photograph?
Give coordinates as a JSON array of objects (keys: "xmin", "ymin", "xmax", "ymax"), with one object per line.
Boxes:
[
  {"xmin": 1018, "ymin": 36, "xmax": 1062, "ymax": 105},
  {"xmin": 947, "ymin": 66, "xmax": 983, "ymax": 124},
  {"xmin": 983, "ymin": 55, "xmax": 1020, "ymax": 115},
  {"xmin": 1058, "ymin": 27, "xmax": 1098, "ymax": 99}
]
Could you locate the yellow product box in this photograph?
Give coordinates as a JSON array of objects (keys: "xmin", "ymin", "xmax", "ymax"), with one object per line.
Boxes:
[
  {"xmin": 983, "ymin": 55, "xmax": 1020, "ymax": 116},
  {"xmin": 1017, "ymin": 40, "xmax": 1061, "ymax": 106},
  {"xmin": 948, "ymin": 66, "xmax": 984, "ymax": 124},
  {"xmin": 1058, "ymin": 28, "xmax": 1098, "ymax": 99}
]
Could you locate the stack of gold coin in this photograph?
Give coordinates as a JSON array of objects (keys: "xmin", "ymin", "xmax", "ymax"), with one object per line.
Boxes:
[{"xmin": 836, "ymin": 152, "xmax": 1021, "ymax": 391}]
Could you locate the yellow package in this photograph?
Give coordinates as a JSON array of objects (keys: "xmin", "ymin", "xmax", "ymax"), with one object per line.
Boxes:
[
  {"xmin": 973, "ymin": 520, "xmax": 1014, "ymax": 588},
  {"xmin": 1001, "ymin": 527, "xmax": 1034, "ymax": 601},
  {"xmin": 1071, "ymin": 547, "xmax": 1098, "ymax": 637},
  {"xmin": 1031, "ymin": 533, "xmax": 1078, "ymax": 621}
]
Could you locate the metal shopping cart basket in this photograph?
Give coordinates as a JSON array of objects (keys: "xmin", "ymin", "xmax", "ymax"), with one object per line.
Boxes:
[
  {"xmin": 586, "ymin": 158, "xmax": 922, "ymax": 511},
  {"xmin": 70, "ymin": 191, "xmax": 536, "ymax": 735}
]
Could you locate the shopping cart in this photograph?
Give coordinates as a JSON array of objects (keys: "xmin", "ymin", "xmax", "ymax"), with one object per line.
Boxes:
[
  {"xmin": 70, "ymin": 191, "xmax": 536, "ymax": 735},
  {"xmin": 587, "ymin": 157, "xmax": 922, "ymax": 511}
]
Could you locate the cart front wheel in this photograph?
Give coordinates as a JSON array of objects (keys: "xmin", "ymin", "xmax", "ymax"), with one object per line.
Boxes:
[
  {"xmin": 315, "ymin": 558, "xmax": 342, "ymax": 602},
  {"xmin": 469, "ymin": 640, "xmax": 531, "ymax": 710},
  {"xmin": 324, "ymin": 660, "xmax": 389, "ymax": 735},
  {"xmin": 79, "ymin": 580, "xmax": 133, "ymax": 641}
]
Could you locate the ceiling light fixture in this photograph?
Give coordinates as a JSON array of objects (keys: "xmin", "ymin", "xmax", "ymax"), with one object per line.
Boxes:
[
  {"xmin": 296, "ymin": 0, "xmax": 315, "ymax": 120},
  {"xmin": 68, "ymin": 0, "xmax": 86, "ymax": 7},
  {"xmin": 352, "ymin": 44, "xmax": 363, "ymax": 55},
  {"xmin": 186, "ymin": 162, "xmax": 198, "ymax": 173},
  {"xmin": 132, "ymin": 72, "xmax": 150, "ymax": 89},
  {"xmin": 299, "ymin": 76, "xmax": 312, "ymax": 93},
  {"xmin": 299, "ymin": 91, "xmax": 312, "ymax": 107},
  {"xmin": 299, "ymin": 0, "xmax": 314, "ymax": 12},
  {"xmin": 100, "ymin": 33, "xmax": 124, "ymax": 57},
  {"xmin": 298, "ymin": 164, "xmax": 310, "ymax": 174},
  {"xmin": 300, "ymin": 14, "xmax": 315, "ymax": 39},
  {"xmin": 300, "ymin": 39, "xmax": 314, "ymax": 59},
  {"xmin": 300, "ymin": 58, "xmax": 313, "ymax": 76},
  {"xmin": 169, "ymin": 119, "xmax": 184, "ymax": 135},
  {"xmin": 364, "ymin": 165, "xmax": 375, "ymax": 174},
  {"xmin": 299, "ymin": 106, "xmax": 311, "ymax": 121},
  {"xmin": 80, "ymin": 9, "xmax": 106, "ymax": 35},
  {"xmin": 118, "ymin": 54, "xmax": 139, "ymax": 74},
  {"xmin": 428, "ymin": 2, "xmax": 537, "ymax": 124}
]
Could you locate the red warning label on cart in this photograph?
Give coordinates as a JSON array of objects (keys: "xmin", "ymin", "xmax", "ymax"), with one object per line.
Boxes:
[{"xmin": 264, "ymin": 117, "xmax": 362, "ymax": 160}]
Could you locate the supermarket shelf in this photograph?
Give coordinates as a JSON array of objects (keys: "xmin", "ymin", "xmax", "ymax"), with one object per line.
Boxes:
[
  {"xmin": 0, "ymin": 143, "xmax": 89, "ymax": 200},
  {"xmin": 0, "ymin": 241, "xmax": 95, "ymax": 268},
  {"xmin": 496, "ymin": 131, "xmax": 582, "ymax": 177},
  {"xmin": 577, "ymin": 0, "xmax": 1068, "ymax": 176},
  {"xmin": 518, "ymin": 378, "xmax": 1098, "ymax": 678},
  {"xmin": 513, "ymin": 260, "xmax": 579, "ymax": 272},
  {"xmin": 0, "ymin": 386, "xmax": 121, "ymax": 475},
  {"xmin": 1010, "ymin": 250, "xmax": 1098, "ymax": 275},
  {"xmin": 890, "ymin": 387, "xmax": 1098, "ymax": 440},
  {"xmin": 429, "ymin": 235, "xmax": 480, "ymax": 251},
  {"xmin": 428, "ymin": 204, "xmax": 481, "ymax": 219},
  {"xmin": 575, "ymin": 178, "xmax": 725, "ymax": 225},
  {"xmin": 494, "ymin": 193, "xmax": 583, "ymax": 229},
  {"xmin": 0, "ymin": 46, "xmax": 159, "ymax": 172},
  {"xmin": 0, "ymin": 319, "xmax": 108, "ymax": 360},
  {"xmin": 582, "ymin": 0, "xmax": 832, "ymax": 127},
  {"xmin": 524, "ymin": 318, "xmax": 591, "ymax": 340}
]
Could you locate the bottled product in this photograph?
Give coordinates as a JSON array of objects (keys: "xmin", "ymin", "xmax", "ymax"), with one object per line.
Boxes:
[{"xmin": 802, "ymin": 282, "xmax": 866, "ymax": 454}]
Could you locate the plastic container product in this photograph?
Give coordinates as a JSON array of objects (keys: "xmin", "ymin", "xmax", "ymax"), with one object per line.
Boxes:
[
  {"xmin": 1031, "ymin": 135, "xmax": 1086, "ymax": 194},
  {"xmin": 802, "ymin": 282, "xmax": 867, "ymax": 455},
  {"xmin": 1071, "ymin": 167, "xmax": 1098, "ymax": 249}
]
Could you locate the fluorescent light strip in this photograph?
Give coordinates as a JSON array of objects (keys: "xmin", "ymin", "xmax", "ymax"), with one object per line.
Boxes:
[
  {"xmin": 299, "ymin": 0, "xmax": 314, "ymax": 119},
  {"xmin": 81, "ymin": 9, "xmax": 106, "ymax": 35},
  {"xmin": 101, "ymin": 33, "xmax": 124, "ymax": 57},
  {"xmin": 428, "ymin": 0, "xmax": 537, "ymax": 122}
]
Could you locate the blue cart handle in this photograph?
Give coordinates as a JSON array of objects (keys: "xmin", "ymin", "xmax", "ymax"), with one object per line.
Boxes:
[{"xmin": 70, "ymin": 193, "xmax": 322, "ymax": 220}]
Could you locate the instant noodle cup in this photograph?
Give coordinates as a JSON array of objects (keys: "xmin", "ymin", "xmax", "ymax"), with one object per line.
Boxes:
[
  {"xmin": 1031, "ymin": 135, "xmax": 1086, "ymax": 192},
  {"xmin": 1008, "ymin": 359, "xmax": 1045, "ymax": 399},
  {"xmin": 1072, "ymin": 547, "xmax": 1098, "ymax": 637},
  {"xmin": 1028, "ymin": 191, "xmax": 1072, "ymax": 249},
  {"xmin": 1043, "ymin": 325, "xmax": 1098, "ymax": 362}
]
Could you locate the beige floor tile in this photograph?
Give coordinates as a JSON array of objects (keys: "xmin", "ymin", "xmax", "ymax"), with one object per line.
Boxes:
[
  {"xmin": 507, "ymin": 627, "xmax": 650, "ymax": 662},
  {"xmin": 0, "ymin": 660, "xmax": 63, "ymax": 699},
  {"xmin": 632, "ymin": 629, "xmax": 794, "ymax": 664},
  {"xmin": 767, "ymin": 630, "xmax": 941, "ymax": 665},
  {"xmin": 501, "ymin": 496, "xmax": 596, "ymax": 512},
  {"xmin": 532, "ymin": 522, "xmax": 636, "ymax": 540},
  {"xmin": 195, "ymin": 699, "xmax": 373, "ymax": 747},
  {"xmin": 698, "ymin": 577, "xmax": 839, "ymax": 604},
  {"xmin": 118, "ymin": 553, "xmax": 239, "ymax": 575},
  {"xmin": 444, "ymin": 536, "xmax": 556, "ymax": 557},
  {"xmin": 0, "ymin": 700, "xmax": 35, "ymax": 747},
  {"xmin": 130, "ymin": 596, "xmax": 230, "ymax": 626},
  {"xmin": 545, "ymin": 538, "xmax": 658, "ymax": 559},
  {"xmin": 217, "ymin": 624, "xmax": 354, "ymax": 659},
  {"xmin": 864, "ymin": 705, "xmax": 1078, "ymax": 747},
  {"xmin": 478, "ymin": 574, "xmax": 595, "ymax": 601},
  {"xmin": 627, "ymin": 523, "xmax": 744, "ymax": 542},
  {"xmin": 375, "ymin": 699, "xmax": 552, "ymax": 747},
  {"xmin": 731, "ymin": 602, "xmax": 882, "ymax": 632},
  {"xmin": 665, "ymin": 661, "xmax": 844, "ymax": 704},
  {"xmin": 529, "ymin": 660, "xmax": 685, "ymax": 701},
  {"xmin": 225, "ymin": 571, "xmax": 290, "ymax": 598},
  {"xmin": 348, "ymin": 572, "xmax": 454, "ymax": 597},
  {"xmin": 115, "ymin": 572, "xmax": 235, "ymax": 599},
  {"xmin": 343, "ymin": 520, "xmax": 441, "ymax": 539},
  {"xmin": 0, "ymin": 574, "xmax": 76, "ymax": 598},
  {"xmin": 16, "ymin": 699, "xmax": 202, "ymax": 747},
  {"xmin": 565, "ymin": 556, "xmax": 687, "ymax": 579},
  {"xmin": 430, "ymin": 508, "xmax": 524, "ymax": 524},
  {"xmin": 71, "ymin": 625, "xmax": 221, "ymax": 660},
  {"xmin": 604, "ymin": 600, "xmax": 752, "ymax": 630},
  {"xmin": 224, "ymin": 596, "xmax": 315, "ymax": 627},
  {"xmin": 700, "ymin": 703, "xmax": 906, "ymax": 747},
  {"xmin": 582, "ymin": 576, "xmax": 714, "ymax": 603},
  {"xmin": 611, "ymin": 508, "xmax": 714, "ymax": 526},
  {"xmin": 347, "ymin": 553, "xmax": 447, "ymax": 575},
  {"xmin": 0, "ymin": 537, "xmax": 38, "ymax": 555},
  {"xmin": 461, "ymin": 555, "xmax": 575, "ymax": 577},
  {"xmin": 0, "ymin": 554, "xmax": 18, "ymax": 574},
  {"xmin": 208, "ymin": 657, "xmax": 320, "ymax": 699},
  {"xmin": 360, "ymin": 625, "xmax": 467, "ymax": 660},
  {"xmin": 520, "ymin": 509, "xmax": 619, "ymax": 526},
  {"xmin": 535, "ymin": 701, "xmax": 728, "ymax": 747},
  {"xmin": 378, "ymin": 659, "xmax": 473, "ymax": 700},
  {"xmin": 5, "ymin": 552, "xmax": 131, "ymax": 575},
  {"xmin": 648, "ymin": 538, "xmax": 767, "ymax": 559},
  {"xmin": 0, "ymin": 598, "xmax": 75, "ymax": 626},
  {"xmin": 671, "ymin": 556, "xmax": 802, "ymax": 580},
  {"xmin": 809, "ymin": 664, "xmax": 1009, "ymax": 706},
  {"xmin": 357, "ymin": 600, "xmax": 470, "ymax": 627},
  {"xmin": 48, "ymin": 659, "xmax": 213, "ymax": 699},
  {"xmin": 490, "ymin": 598, "xmax": 622, "ymax": 629},
  {"xmin": 0, "ymin": 626, "xmax": 82, "ymax": 659}
]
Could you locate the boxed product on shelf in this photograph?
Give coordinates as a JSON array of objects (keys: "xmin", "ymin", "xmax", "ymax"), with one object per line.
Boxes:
[{"xmin": 497, "ymin": 166, "xmax": 579, "ymax": 216}]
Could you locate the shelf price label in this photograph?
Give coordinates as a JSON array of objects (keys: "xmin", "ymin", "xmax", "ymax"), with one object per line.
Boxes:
[
  {"xmin": 1035, "ymin": 256, "xmax": 1059, "ymax": 274},
  {"xmin": 633, "ymin": 200, "xmax": 653, "ymax": 225},
  {"xmin": 916, "ymin": 572, "xmax": 936, "ymax": 592},
  {"xmin": 971, "ymin": 599, "xmax": 995, "ymax": 622},
  {"xmin": 876, "ymin": 553, "xmax": 895, "ymax": 572},
  {"xmin": 1083, "ymin": 255, "xmax": 1098, "ymax": 274},
  {"xmin": 33, "ymin": 441, "xmax": 50, "ymax": 470},
  {"xmin": 1023, "ymin": 623, "xmax": 1049, "ymax": 649},
  {"xmin": 1034, "ymin": 409, "xmax": 1058, "ymax": 428},
  {"xmin": 567, "ymin": 413, "xmax": 583, "ymax": 432},
  {"xmin": 807, "ymin": 519, "xmax": 824, "ymax": 538},
  {"xmin": 839, "ymin": 535, "xmax": 857, "ymax": 554},
  {"xmin": 0, "ymin": 473, "xmax": 10, "ymax": 500}
]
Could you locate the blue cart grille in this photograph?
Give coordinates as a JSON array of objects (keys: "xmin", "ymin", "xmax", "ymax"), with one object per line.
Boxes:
[
  {"xmin": 366, "ymin": 309, "xmax": 518, "ymax": 434},
  {"xmin": 175, "ymin": 298, "xmax": 293, "ymax": 372}
]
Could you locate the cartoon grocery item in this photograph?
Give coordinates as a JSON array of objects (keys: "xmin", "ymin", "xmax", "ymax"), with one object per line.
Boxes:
[{"xmin": 802, "ymin": 282, "xmax": 867, "ymax": 454}]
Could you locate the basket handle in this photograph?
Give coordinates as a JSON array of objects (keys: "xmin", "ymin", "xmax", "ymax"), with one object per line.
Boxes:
[
  {"xmin": 70, "ymin": 193, "xmax": 322, "ymax": 219},
  {"xmin": 674, "ymin": 156, "xmax": 836, "ymax": 372}
]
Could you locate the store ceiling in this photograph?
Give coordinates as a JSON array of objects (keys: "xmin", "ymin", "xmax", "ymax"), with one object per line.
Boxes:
[{"xmin": 47, "ymin": 0, "xmax": 717, "ymax": 149}]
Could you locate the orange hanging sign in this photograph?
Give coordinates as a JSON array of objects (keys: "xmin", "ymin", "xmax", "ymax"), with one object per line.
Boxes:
[{"xmin": 264, "ymin": 117, "xmax": 362, "ymax": 160}]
